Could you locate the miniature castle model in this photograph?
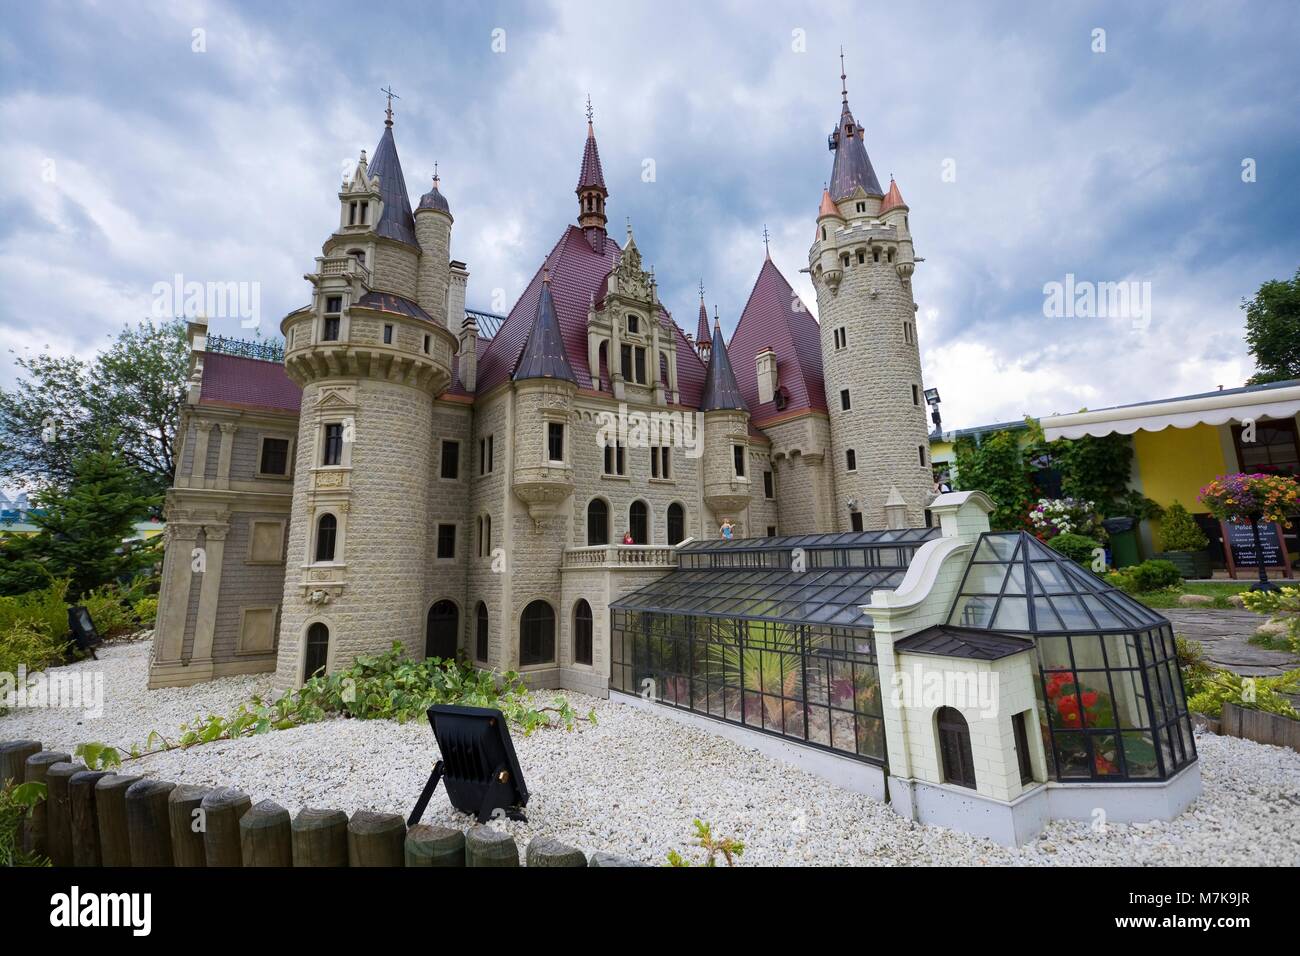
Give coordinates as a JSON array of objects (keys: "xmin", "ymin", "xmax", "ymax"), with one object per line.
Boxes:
[{"xmin": 149, "ymin": 70, "xmax": 1199, "ymax": 845}]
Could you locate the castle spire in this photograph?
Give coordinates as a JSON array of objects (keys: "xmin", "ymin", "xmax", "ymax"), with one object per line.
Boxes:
[
  {"xmin": 695, "ymin": 280, "xmax": 711, "ymax": 358},
  {"xmin": 827, "ymin": 53, "xmax": 883, "ymax": 201},
  {"xmin": 576, "ymin": 96, "xmax": 609, "ymax": 235},
  {"xmin": 368, "ymin": 113, "xmax": 418, "ymax": 247},
  {"xmin": 700, "ymin": 308, "xmax": 747, "ymax": 411},
  {"xmin": 514, "ymin": 267, "xmax": 576, "ymax": 383}
]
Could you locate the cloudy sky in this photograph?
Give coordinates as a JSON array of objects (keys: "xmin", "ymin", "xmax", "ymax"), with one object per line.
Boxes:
[{"xmin": 2, "ymin": 0, "xmax": 1298, "ymax": 430}]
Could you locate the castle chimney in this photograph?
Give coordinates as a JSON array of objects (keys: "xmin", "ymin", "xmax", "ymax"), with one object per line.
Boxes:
[{"xmin": 756, "ymin": 346, "xmax": 778, "ymax": 406}]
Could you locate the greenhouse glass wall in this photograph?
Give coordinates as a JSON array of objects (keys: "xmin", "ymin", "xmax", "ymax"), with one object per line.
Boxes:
[
  {"xmin": 949, "ymin": 531, "xmax": 1196, "ymax": 782},
  {"xmin": 610, "ymin": 529, "xmax": 939, "ymax": 763}
]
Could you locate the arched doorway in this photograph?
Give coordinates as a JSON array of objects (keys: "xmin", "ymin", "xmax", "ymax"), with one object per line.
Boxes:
[
  {"xmin": 587, "ymin": 498, "xmax": 609, "ymax": 546},
  {"xmin": 426, "ymin": 600, "xmax": 459, "ymax": 661},
  {"xmin": 573, "ymin": 599, "xmax": 593, "ymax": 666},
  {"xmin": 937, "ymin": 706, "xmax": 976, "ymax": 789},
  {"xmin": 303, "ymin": 622, "xmax": 330, "ymax": 680},
  {"xmin": 629, "ymin": 500, "xmax": 648, "ymax": 544},
  {"xmin": 667, "ymin": 502, "xmax": 685, "ymax": 545}
]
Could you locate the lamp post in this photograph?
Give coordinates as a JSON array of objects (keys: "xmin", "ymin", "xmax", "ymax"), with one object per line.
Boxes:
[
  {"xmin": 1247, "ymin": 513, "xmax": 1279, "ymax": 592},
  {"xmin": 924, "ymin": 387, "xmax": 942, "ymax": 437}
]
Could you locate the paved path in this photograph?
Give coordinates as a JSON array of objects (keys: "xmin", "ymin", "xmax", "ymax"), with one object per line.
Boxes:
[{"xmin": 1162, "ymin": 608, "xmax": 1299, "ymax": 677}]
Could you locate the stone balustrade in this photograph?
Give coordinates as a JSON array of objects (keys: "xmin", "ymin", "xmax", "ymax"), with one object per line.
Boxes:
[{"xmin": 562, "ymin": 545, "xmax": 678, "ymax": 569}]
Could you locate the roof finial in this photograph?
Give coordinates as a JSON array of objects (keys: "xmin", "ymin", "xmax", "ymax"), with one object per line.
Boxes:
[
  {"xmin": 839, "ymin": 48, "xmax": 848, "ymax": 104},
  {"xmin": 713, "ymin": 304, "xmax": 721, "ymax": 328},
  {"xmin": 699, "ymin": 278, "xmax": 705, "ymax": 299},
  {"xmin": 433, "ymin": 160, "xmax": 440, "ymax": 188},
  {"xmin": 762, "ymin": 223, "xmax": 771, "ymax": 258},
  {"xmin": 380, "ymin": 86, "xmax": 400, "ymax": 127},
  {"xmin": 542, "ymin": 261, "xmax": 550, "ymax": 285},
  {"xmin": 586, "ymin": 93, "xmax": 594, "ymax": 125}
]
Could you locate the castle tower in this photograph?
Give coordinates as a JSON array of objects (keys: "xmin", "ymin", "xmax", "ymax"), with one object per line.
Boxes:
[
  {"xmin": 695, "ymin": 283, "xmax": 711, "ymax": 363},
  {"xmin": 274, "ymin": 107, "xmax": 458, "ymax": 688},
  {"xmin": 808, "ymin": 58, "xmax": 931, "ymax": 530},
  {"xmin": 576, "ymin": 97, "xmax": 609, "ymax": 250},
  {"xmin": 700, "ymin": 312, "xmax": 753, "ymax": 533},
  {"xmin": 415, "ymin": 166, "xmax": 453, "ymax": 327}
]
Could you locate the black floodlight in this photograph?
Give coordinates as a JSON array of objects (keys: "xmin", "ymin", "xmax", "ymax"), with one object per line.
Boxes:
[
  {"xmin": 67, "ymin": 605, "xmax": 102, "ymax": 658},
  {"xmin": 407, "ymin": 704, "xmax": 529, "ymax": 826}
]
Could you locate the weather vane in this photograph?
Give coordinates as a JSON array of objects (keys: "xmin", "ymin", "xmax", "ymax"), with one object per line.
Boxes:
[
  {"xmin": 586, "ymin": 94, "xmax": 594, "ymax": 124},
  {"xmin": 840, "ymin": 47, "xmax": 848, "ymax": 102},
  {"xmin": 380, "ymin": 86, "xmax": 400, "ymax": 127},
  {"xmin": 699, "ymin": 278, "xmax": 705, "ymax": 298},
  {"xmin": 762, "ymin": 224, "xmax": 771, "ymax": 256}
]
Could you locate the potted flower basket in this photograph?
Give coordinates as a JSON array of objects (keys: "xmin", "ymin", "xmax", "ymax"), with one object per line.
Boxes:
[
  {"xmin": 1199, "ymin": 473, "xmax": 1300, "ymax": 591},
  {"xmin": 1153, "ymin": 501, "xmax": 1212, "ymax": 579}
]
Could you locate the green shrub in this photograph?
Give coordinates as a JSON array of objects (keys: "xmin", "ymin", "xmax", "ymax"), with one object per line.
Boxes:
[
  {"xmin": 1159, "ymin": 502, "xmax": 1209, "ymax": 552},
  {"xmin": 0, "ymin": 780, "xmax": 49, "ymax": 867},
  {"xmin": 80, "ymin": 585, "xmax": 138, "ymax": 639},
  {"xmin": 132, "ymin": 596, "xmax": 158, "ymax": 628},
  {"xmin": 1185, "ymin": 668, "xmax": 1299, "ymax": 719},
  {"xmin": 0, "ymin": 580, "xmax": 70, "ymax": 641},
  {"xmin": 1108, "ymin": 559, "xmax": 1183, "ymax": 594},
  {"xmin": 1046, "ymin": 532, "xmax": 1102, "ymax": 566},
  {"xmin": 0, "ymin": 624, "xmax": 70, "ymax": 711},
  {"xmin": 1239, "ymin": 585, "xmax": 1300, "ymax": 653}
]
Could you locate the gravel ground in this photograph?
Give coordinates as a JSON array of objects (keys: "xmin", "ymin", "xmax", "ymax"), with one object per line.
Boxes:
[{"xmin": 4, "ymin": 640, "xmax": 1298, "ymax": 866}]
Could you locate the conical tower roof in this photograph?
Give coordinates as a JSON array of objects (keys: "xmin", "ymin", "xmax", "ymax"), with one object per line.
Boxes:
[
  {"xmin": 880, "ymin": 177, "xmax": 906, "ymax": 213},
  {"xmin": 696, "ymin": 288, "xmax": 711, "ymax": 345},
  {"xmin": 828, "ymin": 58, "xmax": 883, "ymax": 201},
  {"xmin": 700, "ymin": 315, "xmax": 747, "ymax": 411},
  {"xmin": 513, "ymin": 273, "xmax": 577, "ymax": 383},
  {"xmin": 369, "ymin": 124, "xmax": 419, "ymax": 247}
]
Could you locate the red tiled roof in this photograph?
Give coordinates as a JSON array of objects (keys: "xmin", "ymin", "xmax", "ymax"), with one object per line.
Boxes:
[
  {"xmin": 476, "ymin": 225, "xmax": 708, "ymax": 407},
  {"xmin": 576, "ymin": 122, "xmax": 607, "ymax": 193},
  {"xmin": 728, "ymin": 258, "xmax": 826, "ymax": 422},
  {"xmin": 199, "ymin": 352, "xmax": 301, "ymax": 413},
  {"xmin": 880, "ymin": 177, "xmax": 906, "ymax": 212},
  {"xmin": 695, "ymin": 298, "xmax": 710, "ymax": 344}
]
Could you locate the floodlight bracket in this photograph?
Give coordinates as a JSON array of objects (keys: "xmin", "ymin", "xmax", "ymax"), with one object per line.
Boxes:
[{"xmin": 407, "ymin": 759, "xmax": 446, "ymax": 827}]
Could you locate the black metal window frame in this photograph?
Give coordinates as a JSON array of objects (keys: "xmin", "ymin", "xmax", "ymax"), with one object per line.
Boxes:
[
  {"xmin": 629, "ymin": 500, "xmax": 649, "ymax": 544},
  {"xmin": 610, "ymin": 610, "xmax": 886, "ymax": 764},
  {"xmin": 314, "ymin": 513, "xmax": 337, "ymax": 562},
  {"xmin": 304, "ymin": 622, "xmax": 330, "ymax": 678},
  {"xmin": 587, "ymin": 498, "xmax": 609, "ymax": 545},
  {"xmin": 574, "ymin": 600, "xmax": 594, "ymax": 666},
  {"xmin": 667, "ymin": 503, "xmax": 685, "ymax": 546},
  {"xmin": 520, "ymin": 600, "xmax": 556, "ymax": 666},
  {"xmin": 440, "ymin": 440, "xmax": 459, "ymax": 479},
  {"xmin": 322, "ymin": 423, "xmax": 344, "ymax": 466},
  {"xmin": 259, "ymin": 437, "xmax": 290, "ymax": 476},
  {"xmin": 948, "ymin": 532, "xmax": 1196, "ymax": 783},
  {"xmin": 547, "ymin": 422, "xmax": 565, "ymax": 462},
  {"xmin": 436, "ymin": 523, "xmax": 456, "ymax": 560}
]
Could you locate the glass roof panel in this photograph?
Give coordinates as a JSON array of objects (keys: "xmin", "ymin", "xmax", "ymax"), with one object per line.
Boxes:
[{"xmin": 991, "ymin": 596, "xmax": 1030, "ymax": 630}]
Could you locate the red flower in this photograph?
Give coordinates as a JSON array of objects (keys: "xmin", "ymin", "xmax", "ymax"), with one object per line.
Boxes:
[{"xmin": 1081, "ymin": 691, "xmax": 1098, "ymax": 708}]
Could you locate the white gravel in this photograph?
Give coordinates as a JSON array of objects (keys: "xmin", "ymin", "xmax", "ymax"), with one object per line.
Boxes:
[{"xmin": 4, "ymin": 640, "xmax": 1298, "ymax": 866}]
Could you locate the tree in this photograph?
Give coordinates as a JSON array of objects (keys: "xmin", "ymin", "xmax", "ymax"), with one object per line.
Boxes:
[
  {"xmin": 952, "ymin": 419, "xmax": 1044, "ymax": 530},
  {"xmin": 0, "ymin": 319, "xmax": 187, "ymax": 497},
  {"xmin": 1054, "ymin": 432, "xmax": 1134, "ymax": 513},
  {"xmin": 0, "ymin": 445, "xmax": 162, "ymax": 597},
  {"xmin": 1244, "ymin": 267, "xmax": 1300, "ymax": 385}
]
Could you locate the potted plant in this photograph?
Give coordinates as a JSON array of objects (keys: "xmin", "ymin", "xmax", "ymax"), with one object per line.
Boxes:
[
  {"xmin": 1199, "ymin": 472, "xmax": 1300, "ymax": 591},
  {"xmin": 1153, "ymin": 501, "xmax": 1212, "ymax": 579}
]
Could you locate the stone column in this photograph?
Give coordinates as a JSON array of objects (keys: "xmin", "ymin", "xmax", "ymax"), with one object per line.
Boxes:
[
  {"xmin": 188, "ymin": 524, "xmax": 229, "ymax": 674},
  {"xmin": 215, "ymin": 422, "xmax": 238, "ymax": 490},
  {"xmin": 154, "ymin": 523, "xmax": 201, "ymax": 663},
  {"xmin": 191, "ymin": 420, "xmax": 213, "ymax": 485}
]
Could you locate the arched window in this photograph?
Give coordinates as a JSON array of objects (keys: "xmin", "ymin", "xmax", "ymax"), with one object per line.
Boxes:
[
  {"xmin": 597, "ymin": 341, "xmax": 609, "ymax": 391},
  {"xmin": 303, "ymin": 622, "xmax": 329, "ymax": 679},
  {"xmin": 937, "ymin": 706, "xmax": 976, "ymax": 789},
  {"xmin": 667, "ymin": 503, "xmax": 685, "ymax": 546},
  {"xmin": 478, "ymin": 513, "xmax": 492, "ymax": 557},
  {"xmin": 520, "ymin": 600, "xmax": 555, "ymax": 666},
  {"xmin": 573, "ymin": 600, "xmax": 593, "ymax": 666},
  {"xmin": 629, "ymin": 500, "xmax": 648, "ymax": 544},
  {"xmin": 475, "ymin": 602, "xmax": 489, "ymax": 662},
  {"xmin": 425, "ymin": 600, "xmax": 459, "ymax": 660},
  {"xmin": 587, "ymin": 498, "xmax": 609, "ymax": 546},
  {"xmin": 315, "ymin": 514, "xmax": 337, "ymax": 562},
  {"xmin": 659, "ymin": 353, "xmax": 669, "ymax": 386}
]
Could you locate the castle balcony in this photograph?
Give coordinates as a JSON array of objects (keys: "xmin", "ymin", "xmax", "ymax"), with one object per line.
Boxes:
[
  {"xmin": 312, "ymin": 254, "xmax": 371, "ymax": 287},
  {"xmin": 512, "ymin": 463, "xmax": 574, "ymax": 523},
  {"xmin": 562, "ymin": 544, "xmax": 679, "ymax": 571},
  {"xmin": 704, "ymin": 479, "xmax": 752, "ymax": 519}
]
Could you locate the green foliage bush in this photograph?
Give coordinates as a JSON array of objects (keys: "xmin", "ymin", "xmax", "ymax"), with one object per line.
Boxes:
[
  {"xmin": 1108, "ymin": 559, "xmax": 1183, "ymax": 594},
  {"xmin": 0, "ymin": 579, "xmax": 69, "ymax": 641},
  {"xmin": 1239, "ymin": 585, "xmax": 1300, "ymax": 653},
  {"xmin": 132, "ymin": 596, "xmax": 158, "ymax": 628},
  {"xmin": 1177, "ymin": 635, "xmax": 1298, "ymax": 719},
  {"xmin": 0, "ymin": 781, "xmax": 49, "ymax": 867},
  {"xmin": 1046, "ymin": 532, "xmax": 1102, "ymax": 566},
  {"xmin": 1159, "ymin": 502, "xmax": 1209, "ymax": 552}
]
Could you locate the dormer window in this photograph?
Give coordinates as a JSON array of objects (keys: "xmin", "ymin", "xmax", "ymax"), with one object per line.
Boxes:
[
  {"xmin": 856, "ymin": 202, "xmax": 866, "ymax": 213},
  {"xmin": 358, "ymin": 201, "xmax": 369, "ymax": 225},
  {"xmin": 322, "ymin": 295, "xmax": 342, "ymax": 341},
  {"xmin": 348, "ymin": 202, "xmax": 358, "ymax": 225},
  {"xmin": 627, "ymin": 314, "xmax": 639, "ymax": 335}
]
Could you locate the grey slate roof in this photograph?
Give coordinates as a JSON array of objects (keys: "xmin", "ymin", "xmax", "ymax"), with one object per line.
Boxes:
[
  {"xmin": 513, "ymin": 279, "xmax": 577, "ymax": 383},
  {"xmin": 699, "ymin": 319, "xmax": 747, "ymax": 411},
  {"xmin": 417, "ymin": 177, "xmax": 450, "ymax": 215},
  {"xmin": 894, "ymin": 625, "xmax": 1035, "ymax": 661},
  {"xmin": 828, "ymin": 99, "xmax": 883, "ymax": 201},
  {"xmin": 368, "ymin": 126, "xmax": 419, "ymax": 248}
]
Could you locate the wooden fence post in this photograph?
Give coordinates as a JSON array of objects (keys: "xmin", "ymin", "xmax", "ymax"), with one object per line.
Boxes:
[
  {"xmin": 20, "ymin": 750, "xmax": 68, "ymax": 858},
  {"xmin": 526, "ymin": 835, "xmax": 588, "ymax": 867},
  {"xmin": 201, "ymin": 788, "xmax": 251, "ymax": 867},
  {"xmin": 465, "ymin": 826, "xmax": 519, "ymax": 867},
  {"xmin": 94, "ymin": 774, "xmax": 141, "ymax": 867},
  {"xmin": 240, "ymin": 800, "xmax": 292, "ymax": 866},
  {"xmin": 404, "ymin": 824, "xmax": 465, "ymax": 867},
  {"xmin": 0, "ymin": 740, "xmax": 42, "ymax": 785},
  {"xmin": 347, "ymin": 811, "xmax": 406, "ymax": 867},
  {"xmin": 125, "ymin": 779, "xmax": 176, "ymax": 867},
  {"xmin": 167, "ymin": 784, "xmax": 211, "ymax": 867},
  {"xmin": 45, "ymin": 761, "xmax": 86, "ymax": 867},
  {"xmin": 68, "ymin": 770, "xmax": 110, "ymax": 866},
  {"xmin": 291, "ymin": 808, "xmax": 349, "ymax": 867}
]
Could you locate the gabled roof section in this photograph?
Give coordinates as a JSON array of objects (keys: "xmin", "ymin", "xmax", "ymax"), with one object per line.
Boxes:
[
  {"xmin": 368, "ymin": 125, "xmax": 419, "ymax": 248},
  {"xmin": 476, "ymin": 226, "xmax": 708, "ymax": 406},
  {"xmin": 828, "ymin": 100, "xmax": 883, "ymax": 201},
  {"xmin": 895, "ymin": 625, "xmax": 1034, "ymax": 661},
  {"xmin": 199, "ymin": 352, "xmax": 301, "ymax": 413},
  {"xmin": 700, "ymin": 317, "xmax": 747, "ymax": 412},
  {"xmin": 729, "ymin": 257, "xmax": 826, "ymax": 421},
  {"xmin": 513, "ymin": 277, "xmax": 577, "ymax": 383}
]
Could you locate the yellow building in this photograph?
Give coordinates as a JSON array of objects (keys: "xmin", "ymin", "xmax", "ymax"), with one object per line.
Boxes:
[{"xmin": 930, "ymin": 379, "xmax": 1300, "ymax": 566}]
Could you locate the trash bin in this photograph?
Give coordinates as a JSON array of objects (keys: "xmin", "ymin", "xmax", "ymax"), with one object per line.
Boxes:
[{"xmin": 1102, "ymin": 516, "xmax": 1140, "ymax": 569}]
